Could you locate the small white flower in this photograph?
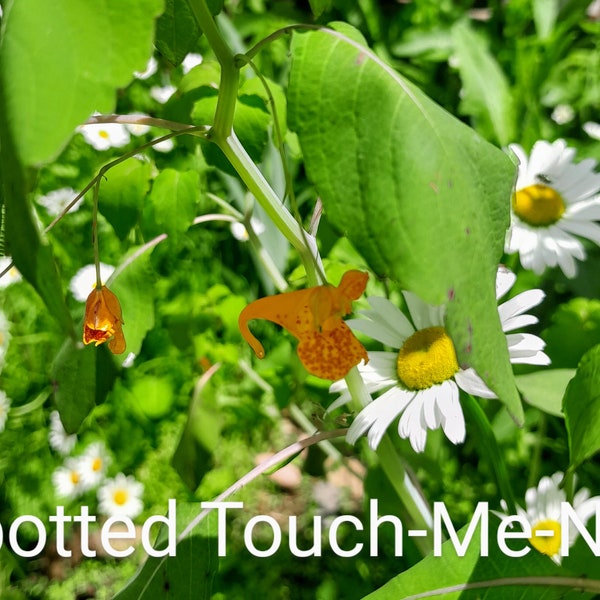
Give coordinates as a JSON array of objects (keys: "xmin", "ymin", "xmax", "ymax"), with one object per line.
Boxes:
[
  {"xmin": 79, "ymin": 122, "xmax": 131, "ymax": 151},
  {"xmin": 505, "ymin": 139, "xmax": 600, "ymax": 278},
  {"xmin": 230, "ymin": 218, "xmax": 266, "ymax": 242},
  {"xmin": 0, "ymin": 310, "xmax": 11, "ymax": 371},
  {"xmin": 329, "ymin": 266, "xmax": 550, "ymax": 453},
  {"xmin": 69, "ymin": 263, "xmax": 115, "ymax": 302},
  {"xmin": 550, "ymin": 104, "xmax": 575, "ymax": 125},
  {"xmin": 182, "ymin": 53, "xmax": 203, "ymax": 74},
  {"xmin": 125, "ymin": 114, "xmax": 152, "ymax": 137},
  {"xmin": 37, "ymin": 187, "xmax": 83, "ymax": 217},
  {"xmin": 48, "ymin": 411, "xmax": 77, "ymax": 455},
  {"xmin": 78, "ymin": 442, "xmax": 111, "ymax": 490},
  {"xmin": 0, "ymin": 257, "xmax": 22, "ymax": 288},
  {"xmin": 134, "ymin": 56, "xmax": 158, "ymax": 80},
  {"xmin": 98, "ymin": 473, "xmax": 144, "ymax": 519},
  {"xmin": 52, "ymin": 458, "xmax": 85, "ymax": 499},
  {"xmin": 497, "ymin": 472, "xmax": 600, "ymax": 564},
  {"xmin": 150, "ymin": 84, "xmax": 176, "ymax": 104},
  {"xmin": 152, "ymin": 137, "xmax": 175, "ymax": 153},
  {"xmin": 583, "ymin": 121, "xmax": 600, "ymax": 140},
  {"xmin": 0, "ymin": 391, "xmax": 11, "ymax": 433}
]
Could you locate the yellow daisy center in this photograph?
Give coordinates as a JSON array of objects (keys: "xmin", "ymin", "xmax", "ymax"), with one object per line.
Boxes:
[
  {"xmin": 530, "ymin": 519, "xmax": 561, "ymax": 558},
  {"xmin": 397, "ymin": 326, "xmax": 459, "ymax": 390},
  {"xmin": 70, "ymin": 471, "xmax": 80, "ymax": 485},
  {"xmin": 92, "ymin": 457, "xmax": 102, "ymax": 472},
  {"xmin": 98, "ymin": 130, "xmax": 110, "ymax": 139},
  {"xmin": 114, "ymin": 489, "xmax": 129, "ymax": 506},
  {"xmin": 512, "ymin": 184, "xmax": 566, "ymax": 226}
]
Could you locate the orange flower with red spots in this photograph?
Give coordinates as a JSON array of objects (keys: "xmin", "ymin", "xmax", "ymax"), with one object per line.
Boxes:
[
  {"xmin": 82, "ymin": 285, "xmax": 125, "ymax": 354},
  {"xmin": 239, "ymin": 270, "xmax": 369, "ymax": 380}
]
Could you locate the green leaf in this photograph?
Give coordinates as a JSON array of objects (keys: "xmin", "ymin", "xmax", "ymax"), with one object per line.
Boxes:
[
  {"xmin": 515, "ymin": 369, "xmax": 574, "ymax": 417},
  {"xmin": 52, "ymin": 340, "xmax": 118, "ymax": 433},
  {"xmin": 0, "ymin": 117, "xmax": 74, "ymax": 337},
  {"xmin": 148, "ymin": 168, "xmax": 199, "ymax": 237},
  {"xmin": 542, "ymin": 298, "xmax": 600, "ymax": 368},
  {"xmin": 533, "ymin": 0, "xmax": 559, "ymax": 39},
  {"xmin": 288, "ymin": 29, "xmax": 522, "ymax": 421},
  {"xmin": 563, "ymin": 345, "xmax": 600, "ymax": 469},
  {"xmin": 113, "ymin": 503, "xmax": 218, "ymax": 600},
  {"xmin": 363, "ymin": 517, "xmax": 594, "ymax": 599},
  {"xmin": 308, "ymin": 0, "xmax": 331, "ymax": 18},
  {"xmin": 99, "ymin": 158, "xmax": 153, "ymax": 240},
  {"xmin": 109, "ymin": 248, "xmax": 156, "ymax": 361},
  {"xmin": 0, "ymin": 0, "xmax": 164, "ymax": 166},
  {"xmin": 451, "ymin": 20, "xmax": 516, "ymax": 145}
]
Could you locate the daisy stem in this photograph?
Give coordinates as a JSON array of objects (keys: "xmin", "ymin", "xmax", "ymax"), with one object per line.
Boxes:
[
  {"xmin": 463, "ymin": 395, "xmax": 516, "ymax": 513},
  {"xmin": 92, "ymin": 179, "xmax": 102, "ymax": 288},
  {"xmin": 345, "ymin": 367, "xmax": 433, "ymax": 556}
]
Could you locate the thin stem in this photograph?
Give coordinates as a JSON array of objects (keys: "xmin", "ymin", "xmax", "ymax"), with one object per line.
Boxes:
[
  {"xmin": 185, "ymin": 0, "xmax": 238, "ymax": 137},
  {"xmin": 92, "ymin": 179, "xmax": 102, "ymax": 288},
  {"xmin": 463, "ymin": 394, "xmax": 516, "ymax": 513},
  {"xmin": 240, "ymin": 24, "xmax": 323, "ymax": 62},
  {"xmin": 219, "ymin": 133, "xmax": 319, "ymax": 286}
]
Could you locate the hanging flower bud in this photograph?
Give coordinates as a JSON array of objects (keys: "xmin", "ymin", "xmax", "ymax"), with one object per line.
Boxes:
[
  {"xmin": 82, "ymin": 285, "xmax": 125, "ymax": 354},
  {"xmin": 239, "ymin": 270, "xmax": 369, "ymax": 380}
]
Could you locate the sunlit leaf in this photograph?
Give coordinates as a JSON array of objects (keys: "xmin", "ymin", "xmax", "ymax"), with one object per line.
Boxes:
[
  {"xmin": 288, "ymin": 28, "xmax": 522, "ymax": 421},
  {"xmin": 451, "ymin": 20, "xmax": 516, "ymax": 145},
  {"xmin": 564, "ymin": 345, "xmax": 600, "ymax": 469},
  {"xmin": 515, "ymin": 369, "xmax": 574, "ymax": 417},
  {"xmin": 0, "ymin": 0, "xmax": 163, "ymax": 165}
]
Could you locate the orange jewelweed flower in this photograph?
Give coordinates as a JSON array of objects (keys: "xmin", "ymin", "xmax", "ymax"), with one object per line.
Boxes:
[
  {"xmin": 82, "ymin": 285, "xmax": 126, "ymax": 354},
  {"xmin": 239, "ymin": 270, "xmax": 369, "ymax": 380}
]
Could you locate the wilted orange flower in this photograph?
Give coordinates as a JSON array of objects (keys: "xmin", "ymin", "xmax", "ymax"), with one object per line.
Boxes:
[
  {"xmin": 239, "ymin": 270, "xmax": 369, "ymax": 380},
  {"xmin": 82, "ymin": 285, "xmax": 125, "ymax": 354}
]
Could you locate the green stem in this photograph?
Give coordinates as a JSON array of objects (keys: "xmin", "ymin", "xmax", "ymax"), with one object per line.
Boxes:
[
  {"xmin": 92, "ymin": 178, "xmax": 102, "ymax": 288},
  {"xmin": 463, "ymin": 395, "xmax": 516, "ymax": 513},
  {"xmin": 345, "ymin": 366, "xmax": 432, "ymax": 556}
]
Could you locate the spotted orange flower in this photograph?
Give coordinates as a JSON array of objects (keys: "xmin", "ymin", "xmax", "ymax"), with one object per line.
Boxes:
[
  {"xmin": 239, "ymin": 270, "xmax": 369, "ymax": 380},
  {"xmin": 82, "ymin": 285, "xmax": 125, "ymax": 354}
]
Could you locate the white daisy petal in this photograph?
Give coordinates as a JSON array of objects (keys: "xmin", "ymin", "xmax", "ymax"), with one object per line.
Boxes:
[
  {"xmin": 437, "ymin": 380, "xmax": 465, "ymax": 444},
  {"xmin": 454, "ymin": 368, "xmax": 497, "ymax": 399},
  {"xmin": 496, "ymin": 266, "xmax": 517, "ymax": 300},
  {"xmin": 402, "ymin": 291, "xmax": 434, "ymax": 330}
]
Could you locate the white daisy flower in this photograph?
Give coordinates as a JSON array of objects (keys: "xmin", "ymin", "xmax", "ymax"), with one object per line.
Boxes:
[
  {"xmin": 78, "ymin": 442, "xmax": 111, "ymax": 490},
  {"xmin": 329, "ymin": 266, "xmax": 550, "ymax": 453},
  {"xmin": 79, "ymin": 122, "xmax": 131, "ymax": 151},
  {"xmin": 125, "ymin": 114, "xmax": 152, "ymax": 137},
  {"xmin": 583, "ymin": 121, "xmax": 600, "ymax": 141},
  {"xmin": 150, "ymin": 84, "xmax": 176, "ymax": 104},
  {"xmin": 98, "ymin": 473, "xmax": 144, "ymax": 519},
  {"xmin": 550, "ymin": 104, "xmax": 575, "ymax": 125},
  {"xmin": 505, "ymin": 139, "xmax": 600, "ymax": 278},
  {"xmin": 0, "ymin": 310, "xmax": 11, "ymax": 371},
  {"xmin": 52, "ymin": 458, "xmax": 85, "ymax": 499},
  {"xmin": 134, "ymin": 56, "xmax": 158, "ymax": 80},
  {"xmin": 0, "ymin": 390, "xmax": 11, "ymax": 433},
  {"xmin": 69, "ymin": 263, "xmax": 115, "ymax": 302},
  {"xmin": 0, "ymin": 256, "xmax": 22, "ymax": 288},
  {"xmin": 152, "ymin": 137, "xmax": 175, "ymax": 153},
  {"xmin": 230, "ymin": 218, "xmax": 266, "ymax": 242},
  {"xmin": 497, "ymin": 472, "xmax": 600, "ymax": 564},
  {"xmin": 37, "ymin": 187, "xmax": 83, "ymax": 217},
  {"xmin": 182, "ymin": 53, "xmax": 203, "ymax": 74},
  {"xmin": 48, "ymin": 411, "xmax": 77, "ymax": 455}
]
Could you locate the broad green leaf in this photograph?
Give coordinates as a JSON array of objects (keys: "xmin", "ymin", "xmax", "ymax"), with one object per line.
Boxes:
[
  {"xmin": 364, "ymin": 518, "xmax": 594, "ymax": 599},
  {"xmin": 239, "ymin": 76, "xmax": 288, "ymax": 138},
  {"xmin": 515, "ymin": 369, "xmax": 574, "ymax": 417},
  {"xmin": 156, "ymin": 0, "xmax": 202, "ymax": 66},
  {"xmin": 148, "ymin": 168, "xmax": 199, "ymax": 237},
  {"xmin": 52, "ymin": 340, "xmax": 118, "ymax": 433},
  {"xmin": 109, "ymin": 248, "xmax": 156, "ymax": 362},
  {"xmin": 309, "ymin": 0, "xmax": 331, "ymax": 18},
  {"xmin": 542, "ymin": 298, "xmax": 600, "ymax": 368},
  {"xmin": 0, "ymin": 0, "xmax": 163, "ymax": 166},
  {"xmin": 99, "ymin": 158, "xmax": 152, "ymax": 240},
  {"xmin": 288, "ymin": 29, "xmax": 522, "ymax": 421},
  {"xmin": 451, "ymin": 21, "xmax": 516, "ymax": 145},
  {"xmin": 113, "ymin": 503, "xmax": 218, "ymax": 600},
  {"xmin": 563, "ymin": 345, "xmax": 600, "ymax": 469},
  {"xmin": 0, "ymin": 116, "xmax": 74, "ymax": 337},
  {"xmin": 533, "ymin": 0, "xmax": 559, "ymax": 39}
]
